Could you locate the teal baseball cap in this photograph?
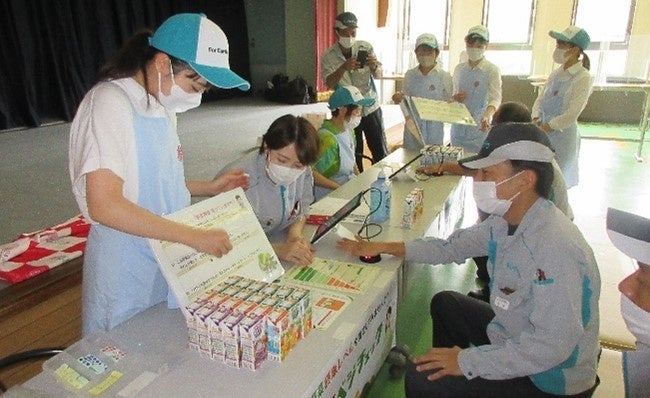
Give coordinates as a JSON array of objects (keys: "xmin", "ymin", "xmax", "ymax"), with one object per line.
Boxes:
[
  {"xmin": 150, "ymin": 13, "xmax": 250, "ymax": 90},
  {"xmin": 549, "ymin": 26, "xmax": 591, "ymax": 50},
  {"xmin": 328, "ymin": 85, "xmax": 374, "ymax": 109}
]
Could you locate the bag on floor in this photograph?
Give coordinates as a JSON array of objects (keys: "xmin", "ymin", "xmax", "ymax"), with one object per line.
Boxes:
[{"xmin": 265, "ymin": 74, "xmax": 314, "ymax": 105}]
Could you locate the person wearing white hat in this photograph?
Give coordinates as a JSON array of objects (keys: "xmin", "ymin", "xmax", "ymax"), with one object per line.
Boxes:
[
  {"xmin": 392, "ymin": 33, "xmax": 453, "ymax": 149},
  {"xmin": 532, "ymin": 26, "xmax": 593, "ymax": 189},
  {"xmin": 338, "ymin": 123, "xmax": 600, "ymax": 397},
  {"xmin": 450, "ymin": 25, "xmax": 502, "ymax": 154},
  {"xmin": 321, "ymin": 12, "xmax": 388, "ymax": 172},
  {"xmin": 69, "ymin": 13, "xmax": 251, "ymax": 335},
  {"xmin": 312, "ymin": 85, "xmax": 374, "ymax": 201},
  {"xmin": 606, "ymin": 208, "xmax": 650, "ymax": 398}
]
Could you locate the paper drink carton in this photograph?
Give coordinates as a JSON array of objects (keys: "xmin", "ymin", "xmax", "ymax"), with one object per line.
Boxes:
[{"xmin": 266, "ymin": 307, "xmax": 291, "ymax": 362}]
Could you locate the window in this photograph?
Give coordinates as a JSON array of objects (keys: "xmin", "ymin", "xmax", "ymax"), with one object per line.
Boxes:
[
  {"xmin": 574, "ymin": 0, "xmax": 637, "ymax": 78},
  {"xmin": 398, "ymin": 0, "xmax": 450, "ymax": 74},
  {"xmin": 483, "ymin": 0, "xmax": 536, "ymax": 75}
]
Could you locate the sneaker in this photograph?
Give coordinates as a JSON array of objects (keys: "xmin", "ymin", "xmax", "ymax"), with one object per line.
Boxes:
[
  {"xmin": 385, "ymin": 344, "xmax": 413, "ymax": 379},
  {"xmin": 467, "ymin": 286, "xmax": 490, "ymax": 302}
]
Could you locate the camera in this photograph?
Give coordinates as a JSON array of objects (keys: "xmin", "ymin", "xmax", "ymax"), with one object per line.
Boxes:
[{"xmin": 356, "ymin": 49, "xmax": 368, "ymax": 67}]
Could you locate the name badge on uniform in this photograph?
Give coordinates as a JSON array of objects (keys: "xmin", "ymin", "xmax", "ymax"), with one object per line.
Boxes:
[{"xmin": 494, "ymin": 296, "xmax": 510, "ymax": 311}]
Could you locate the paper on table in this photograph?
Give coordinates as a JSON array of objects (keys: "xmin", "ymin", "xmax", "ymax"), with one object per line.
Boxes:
[
  {"xmin": 310, "ymin": 289, "xmax": 353, "ymax": 330},
  {"xmin": 148, "ymin": 187, "xmax": 284, "ymax": 312},
  {"xmin": 282, "ymin": 257, "xmax": 379, "ymax": 294},
  {"xmin": 409, "ymin": 96, "xmax": 476, "ymax": 126}
]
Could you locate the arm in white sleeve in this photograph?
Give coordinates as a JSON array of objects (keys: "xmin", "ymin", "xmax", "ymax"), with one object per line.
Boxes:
[
  {"xmin": 443, "ymin": 72, "xmax": 453, "ymax": 101},
  {"xmin": 486, "ymin": 65, "xmax": 502, "ymax": 110},
  {"xmin": 547, "ymin": 73, "xmax": 592, "ymax": 132}
]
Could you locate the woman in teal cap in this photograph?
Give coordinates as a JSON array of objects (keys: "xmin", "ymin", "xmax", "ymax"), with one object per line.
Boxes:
[
  {"xmin": 392, "ymin": 33, "xmax": 453, "ymax": 149},
  {"xmin": 69, "ymin": 13, "xmax": 250, "ymax": 335},
  {"xmin": 532, "ymin": 26, "xmax": 592, "ymax": 189},
  {"xmin": 312, "ymin": 85, "xmax": 373, "ymax": 201}
]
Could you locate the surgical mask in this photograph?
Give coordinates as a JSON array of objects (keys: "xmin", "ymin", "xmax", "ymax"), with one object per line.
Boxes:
[
  {"xmin": 466, "ymin": 48, "xmax": 485, "ymax": 62},
  {"xmin": 338, "ymin": 34, "xmax": 355, "ymax": 49},
  {"xmin": 472, "ymin": 171, "xmax": 524, "ymax": 216},
  {"xmin": 621, "ymin": 294, "xmax": 650, "ymax": 350},
  {"xmin": 345, "ymin": 115, "xmax": 362, "ymax": 130},
  {"xmin": 266, "ymin": 155, "xmax": 305, "ymax": 186},
  {"xmin": 552, "ymin": 48, "xmax": 568, "ymax": 64},
  {"xmin": 417, "ymin": 55, "xmax": 436, "ymax": 68},
  {"xmin": 157, "ymin": 63, "xmax": 202, "ymax": 113}
]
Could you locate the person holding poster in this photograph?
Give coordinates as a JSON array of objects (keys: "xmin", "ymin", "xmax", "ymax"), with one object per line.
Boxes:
[
  {"xmin": 392, "ymin": 33, "xmax": 453, "ymax": 149},
  {"xmin": 225, "ymin": 114, "xmax": 320, "ymax": 266},
  {"xmin": 69, "ymin": 14, "xmax": 251, "ymax": 335},
  {"xmin": 450, "ymin": 25, "xmax": 502, "ymax": 154}
]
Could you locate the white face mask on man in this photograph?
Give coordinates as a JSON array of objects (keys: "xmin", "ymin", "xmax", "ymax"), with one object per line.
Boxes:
[
  {"xmin": 621, "ymin": 294, "xmax": 650, "ymax": 350},
  {"xmin": 466, "ymin": 47, "xmax": 485, "ymax": 62},
  {"xmin": 472, "ymin": 171, "xmax": 524, "ymax": 216},
  {"xmin": 417, "ymin": 55, "xmax": 436, "ymax": 68},
  {"xmin": 337, "ymin": 33, "xmax": 355, "ymax": 49},
  {"xmin": 157, "ymin": 63, "xmax": 203, "ymax": 113},
  {"xmin": 265, "ymin": 153, "xmax": 305, "ymax": 186}
]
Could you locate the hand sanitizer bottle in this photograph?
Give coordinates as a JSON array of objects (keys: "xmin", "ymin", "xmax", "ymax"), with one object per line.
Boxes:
[{"xmin": 369, "ymin": 170, "xmax": 391, "ymax": 223}]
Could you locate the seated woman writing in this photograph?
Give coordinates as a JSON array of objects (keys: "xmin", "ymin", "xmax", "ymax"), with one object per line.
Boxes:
[{"xmin": 224, "ymin": 114, "xmax": 319, "ymax": 266}]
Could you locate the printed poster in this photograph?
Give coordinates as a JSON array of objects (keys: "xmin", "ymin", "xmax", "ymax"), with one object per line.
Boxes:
[
  {"xmin": 148, "ymin": 187, "xmax": 283, "ymax": 311},
  {"xmin": 408, "ymin": 96, "xmax": 476, "ymax": 125}
]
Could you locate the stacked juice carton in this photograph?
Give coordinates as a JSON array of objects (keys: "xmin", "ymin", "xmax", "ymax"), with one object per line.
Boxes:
[
  {"xmin": 184, "ymin": 275, "xmax": 312, "ymax": 370},
  {"xmin": 419, "ymin": 144, "xmax": 464, "ymax": 167},
  {"xmin": 402, "ymin": 187, "xmax": 424, "ymax": 229}
]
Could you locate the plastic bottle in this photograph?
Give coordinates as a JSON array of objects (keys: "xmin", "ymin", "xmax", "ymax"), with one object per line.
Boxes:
[{"xmin": 369, "ymin": 170, "xmax": 391, "ymax": 223}]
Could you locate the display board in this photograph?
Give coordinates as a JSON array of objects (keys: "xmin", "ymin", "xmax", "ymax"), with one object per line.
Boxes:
[{"xmin": 148, "ymin": 188, "xmax": 284, "ymax": 314}]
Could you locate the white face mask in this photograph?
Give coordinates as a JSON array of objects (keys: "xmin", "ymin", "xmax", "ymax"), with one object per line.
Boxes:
[
  {"xmin": 345, "ymin": 115, "xmax": 362, "ymax": 130},
  {"xmin": 621, "ymin": 294, "xmax": 650, "ymax": 350},
  {"xmin": 157, "ymin": 63, "xmax": 203, "ymax": 113},
  {"xmin": 265, "ymin": 154, "xmax": 305, "ymax": 186},
  {"xmin": 338, "ymin": 34, "xmax": 355, "ymax": 49},
  {"xmin": 552, "ymin": 48, "xmax": 568, "ymax": 64},
  {"xmin": 472, "ymin": 171, "xmax": 524, "ymax": 216},
  {"xmin": 466, "ymin": 47, "xmax": 485, "ymax": 62},
  {"xmin": 417, "ymin": 55, "xmax": 436, "ymax": 68}
]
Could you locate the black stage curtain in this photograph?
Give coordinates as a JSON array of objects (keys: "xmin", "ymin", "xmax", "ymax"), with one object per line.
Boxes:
[{"xmin": 0, "ymin": 0, "xmax": 251, "ymax": 131}]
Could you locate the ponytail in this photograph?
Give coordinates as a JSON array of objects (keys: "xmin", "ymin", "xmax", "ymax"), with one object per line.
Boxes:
[
  {"xmin": 96, "ymin": 29, "xmax": 157, "ymax": 83},
  {"xmin": 581, "ymin": 51, "xmax": 590, "ymax": 71}
]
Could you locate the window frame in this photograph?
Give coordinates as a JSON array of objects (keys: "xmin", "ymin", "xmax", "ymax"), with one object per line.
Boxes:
[
  {"xmin": 482, "ymin": 0, "xmax": 537, "ymax": 50},
  {"xmin": 571, "ymin": 0, "xmax": 637, "ymax": 51}
]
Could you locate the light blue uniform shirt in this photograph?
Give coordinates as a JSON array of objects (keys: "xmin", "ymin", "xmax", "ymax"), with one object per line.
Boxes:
[
  {"xmin": 402, "ymin": 63, "xmax": 452, "ymax": 148},
  {"xmin": 451, "ymin": 58, "xmax": 502, "ymax": 154},
  {"xmin": 227, "ymin": 152, "xmax": 313, "ymax": 242},
  {"xmin": 405, "ymin": 198, "xmax": 600, "ymax": 395}
]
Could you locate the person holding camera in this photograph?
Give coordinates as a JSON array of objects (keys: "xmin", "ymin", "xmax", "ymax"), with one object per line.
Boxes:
[{"xmin": 321, "ymin": 11, "xmax": 387, "ymax": 172}]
